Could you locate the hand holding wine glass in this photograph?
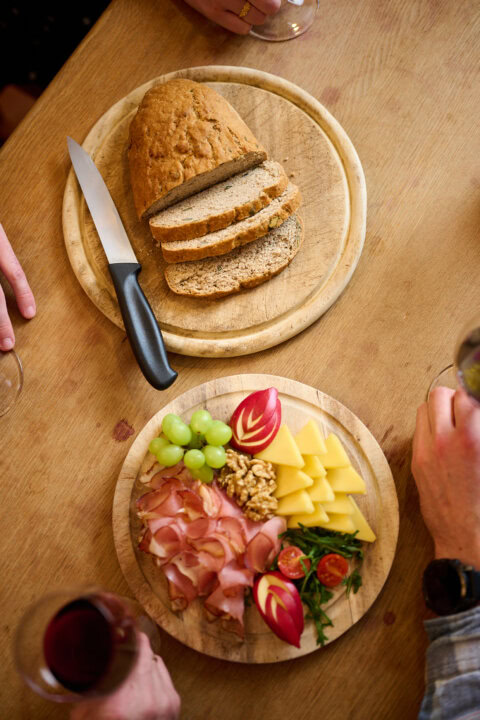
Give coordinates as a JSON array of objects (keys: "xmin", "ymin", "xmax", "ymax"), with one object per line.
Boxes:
[
  {"xmin": 70, "ymin": 631, "xmax": 181, "ymax": 720},
  {"xmin": 0, "ymin": 222, "xmax": 36, "ymax": 351},
  {"xmin": 412, "ymin": 387, "xmax": 480, "ymax": 568},
  {"xmin": 183, "ymin": 0, "xmax": 281, "ymax": 34}
]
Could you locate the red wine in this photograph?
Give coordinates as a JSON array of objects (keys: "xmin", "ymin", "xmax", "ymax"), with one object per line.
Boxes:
[
  {"xmin": 43, "ymin": 597, "xmax": 136, "ymax": 694},
  {"xmin": 457, "ymin": 329, "xmax": 480, "ymax": 402}
]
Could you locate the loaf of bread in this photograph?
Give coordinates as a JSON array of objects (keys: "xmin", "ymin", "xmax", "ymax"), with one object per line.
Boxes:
[
  {"xmin": 128, "ymin": 79, "xmax": 267, "ymax": 220},
  {"xmin": 161, "ymin": 183, "xmax": 301, "ymax": 263},
  {"xmin": 149, "ymin": 160, "xmax": 288, "ymax": 244},
  {"xmin": 165, "ymin": 216, "xmax": 303, "ymax": 299}
]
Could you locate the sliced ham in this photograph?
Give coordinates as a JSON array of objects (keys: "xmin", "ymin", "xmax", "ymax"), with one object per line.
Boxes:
[
  {"xmin": 204, "ymin": 586, "xmax": 245, "ymax": 638},
  {"xmin": 218, "ymin": 560, "xmax": 254, "ymax": 597}
]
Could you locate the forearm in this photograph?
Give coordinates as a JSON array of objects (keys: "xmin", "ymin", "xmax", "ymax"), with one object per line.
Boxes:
[{"xmin": 419, "ymin": 606, "xmax": 480, "ymax": 719}]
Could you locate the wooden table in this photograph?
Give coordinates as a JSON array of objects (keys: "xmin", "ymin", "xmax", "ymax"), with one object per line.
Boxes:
[{"xmin": 1, "ymin": 1, "xmax": 479, "ymax": 717}]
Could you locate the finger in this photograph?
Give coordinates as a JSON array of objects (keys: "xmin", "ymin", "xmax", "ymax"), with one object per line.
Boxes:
[
  {"xmin": 454, "ymin": 387, "xmax": 480, "ymax": 428},
  {"xmin": 251, "ymin": 0, "xmax": 282, "ymax": 15},
  {"xmin": 0, "ymin": 224, "xmax": 36, "ymax": 320},
  {"xmin": 412, "ymin": 403, "xmax": 430, "ymax": 466},
  {"xmin": 230, "ymin": 0, "xmax": 267, "ymax": 24},
  {"xmin": 427, "ymin": 386, "xmax": 455, "ymax": 436},
  {"xmin": 214, "ymin": 8, "xmax": 253, "ymax": 33},
  {"xmin": 0, "ymin": 286, "xmax": 14, "ymax": 350}
]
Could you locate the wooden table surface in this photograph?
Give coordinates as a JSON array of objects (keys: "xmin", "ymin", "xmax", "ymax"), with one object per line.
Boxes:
[{"xmin": 1, "ymin": 1, "xmax": 479, "ymax": 717}]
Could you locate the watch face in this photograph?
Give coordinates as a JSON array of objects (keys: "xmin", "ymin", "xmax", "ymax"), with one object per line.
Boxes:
[{"xmin": 423, "ymin": 560, "xmax": 464, "ymax": 615}]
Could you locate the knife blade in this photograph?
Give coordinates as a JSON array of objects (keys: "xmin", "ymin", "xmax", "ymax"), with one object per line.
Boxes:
[{"xmin": 67, "ymin": 136, "xmax": 177, "ymax": 391}]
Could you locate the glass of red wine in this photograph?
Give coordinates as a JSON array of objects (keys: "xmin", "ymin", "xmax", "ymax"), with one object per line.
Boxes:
[
  {"xmin": 14, "ymin": 587, "xmax": 138, "ymax": 703},
  {"xmin": 428, "ymin": 317, "xmax": 480, "ymax": 402}
]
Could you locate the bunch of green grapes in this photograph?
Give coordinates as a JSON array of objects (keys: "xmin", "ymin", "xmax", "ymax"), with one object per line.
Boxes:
[{"xmin": 148, "ymin": 410, "xmax": 232, "ymax": 483}]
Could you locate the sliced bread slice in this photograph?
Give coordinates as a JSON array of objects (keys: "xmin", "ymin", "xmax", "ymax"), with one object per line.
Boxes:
[
  {"xmin": 128, "ymin": 79, "xmax": 267, "ymax": 220},
  {"xmin": 149, "ymin": 160, "xmax": 288, "ymax": 244},
  {"xmin": 165, "ymin": 215, "xmax": 303, "ymax": 299},
  {"xmin": 161, "ymin": 183, "xmax": 301, "ymax": 263}
]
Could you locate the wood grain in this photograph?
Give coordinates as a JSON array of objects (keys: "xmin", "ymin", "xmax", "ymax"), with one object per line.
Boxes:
[
  {"xmin": 1, "ymin": 0, "xmax": 479, "ymax": 718},
  {"xmin": 62, "ymin": 67, "xmax": 366, "ymax": 357},
  {"xmin": 113, "ymin": 374, "xmax": 398, "ymax": 661}
]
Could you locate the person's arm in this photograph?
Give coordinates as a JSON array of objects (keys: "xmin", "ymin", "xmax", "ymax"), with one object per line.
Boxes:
[
  {"xmin": 0, "ymin": 223, "xmax": 36, "ymax": 350},
  {"xmin": 183, "ymin": 0, "xmax": 281, "ymax": 34},
  {"xmin": 70, "ymin": 631, "xmax": 180, "ymax": 720},
  {"xmin": 412, "ymin": 387, "xmax": 480, "ymax": 719}
]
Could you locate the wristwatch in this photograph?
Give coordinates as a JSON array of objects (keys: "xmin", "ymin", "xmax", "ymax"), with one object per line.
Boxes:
[{"xmin": 423, "ymin": 559, "xmax": 480, "ymax": 616}]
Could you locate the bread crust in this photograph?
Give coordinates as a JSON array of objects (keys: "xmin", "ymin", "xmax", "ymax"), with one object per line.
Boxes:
[
  {"xmin": 128, "ymin": 79, "xmax": 267, "ymax": 220},
  {"xmin": 149, "ymin": 167, "xmax": 288, "ymax": 244},
  {"xmin": 164, "ymin": 216, "xmax": 304, "ymax": 299},
  {"xmin": 161, "ymin": 185, "xmax": 302, "ymax": 263}
]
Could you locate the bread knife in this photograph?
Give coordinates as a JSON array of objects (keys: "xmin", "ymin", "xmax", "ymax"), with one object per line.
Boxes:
[{"xmin": 67, "ymin": 137, "xmax": 177, "ymax": 390}]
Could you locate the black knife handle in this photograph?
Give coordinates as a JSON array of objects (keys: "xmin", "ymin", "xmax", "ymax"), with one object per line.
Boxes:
[{"xmin": 108, "ymin": 263, "xmax": 177, "ymax": 390}]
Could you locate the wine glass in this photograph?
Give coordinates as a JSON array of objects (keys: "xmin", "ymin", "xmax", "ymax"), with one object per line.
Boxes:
[
  {"xmin": 14, "ymin": 587, "xmax": 138, "ymax": 703},
  {"xmin": 428, "ymin": 316, "xmax": 480, "ymax": 402},
  {"xmin": 250, "ymin": 0, "xmax": 319, "ymax": 42},
  {"xmin": 0, "ymin": 348, "xmax": 23, "ymax": 417}
]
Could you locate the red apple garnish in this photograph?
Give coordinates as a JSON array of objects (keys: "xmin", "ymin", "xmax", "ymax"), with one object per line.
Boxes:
[
  {"xmin": 229, "ymin": 388, "xmax": 281, "ymax": 454},
  {"xmin": 253, "ymin": 571, "xmax": 304, "ymax": 647}
]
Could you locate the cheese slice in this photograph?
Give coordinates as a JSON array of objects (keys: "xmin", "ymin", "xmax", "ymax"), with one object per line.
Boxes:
[
  {"xmin": 302, "ymin": 454, "xmax": 327, "ymax": 478},
  {"xmin": 255, "ymin": 425, "xmax": 304, "ymax": 468},
  {"xmin": 327, "ymin": 467, "xmax": 366, "ymax": 494},
  {"xmin": 294, "ymin": 420, "xmax": 327, "ymax": 455},
  {"xmin": 287, "ymin": 503, "xmax": 329, "ymax": 528},
  {"xmin": 306, "ymin": 476, "xmax": 334, "ymax": 503},
  {"xmin": 348, "ymin": 497, "xmax": 376, "ymax": 542},
  {"xmin": 276, "ymin": 489, "xmax": 314, "ymax": 516},
  {"xmin": 313, "ymin": 513, "xmax": 356, "ymax": 534},
  {"xmin": 318, "ymin": 434, "xmax": 351, "ymax": 469},
  {"xmin": 320, "ymin": 493, "xmax": 354, "ymax": 515},
  {"xmin": 274, "ymin": 467, "xmax": 313, "ymax": 498}
]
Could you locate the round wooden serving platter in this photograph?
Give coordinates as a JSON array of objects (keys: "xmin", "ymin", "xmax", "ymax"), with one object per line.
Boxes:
[
  {"xmin": 63, "ymin": 67, "xmax": 366, "ymax": 357},
  {"xmin": 113, "ymin": 375, "xmax": 398, "ymax": 663}
]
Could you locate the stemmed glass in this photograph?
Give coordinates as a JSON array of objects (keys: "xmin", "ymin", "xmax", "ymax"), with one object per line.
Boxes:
[
  {"xmin": 0, "ymin": 349, "xmax": 23, "ymax": 417},
  {"xmin": 428, "ymin": 316, "xmax": 480, "ymax": 401},
  {"xmin": 14, "ymin": 587, "xmax": 138, "ymax": 703},
  {"xmin": 250, "ymin": 0, "xmax": 319, "ymax": 42}
]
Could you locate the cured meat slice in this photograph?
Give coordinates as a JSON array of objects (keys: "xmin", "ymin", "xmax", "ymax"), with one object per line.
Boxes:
[
  {"xmin": 218, "ymin": 560, "xmax": 254, "ymax": 597},
  {"xmin": 204, "ymin": 586, "xmax": 246, "ymax": 638},
  {"xmin": 163, "ymin": 563, "xmax": 197, "ymax": 610},
  {"xmin": 216, "ymin": 516, "xmax": 247, "ymax": 554}
]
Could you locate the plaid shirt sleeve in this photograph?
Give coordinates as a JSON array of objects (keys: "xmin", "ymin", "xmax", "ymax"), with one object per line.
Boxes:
[{"xmin": 419, "ymin": 606, "xmax": 480, "ymax": 720}]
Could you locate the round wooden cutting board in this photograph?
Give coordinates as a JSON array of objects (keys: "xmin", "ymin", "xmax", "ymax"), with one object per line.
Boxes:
[
  {"xmin": 113, "ymin": 375, "xmax": 398, "ymax": 663},
  {"xmin": 63, "ymin": 66, "xmax": 366, "ymax": 357}
]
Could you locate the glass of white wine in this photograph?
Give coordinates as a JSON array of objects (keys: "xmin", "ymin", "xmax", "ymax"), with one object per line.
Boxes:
[
  {"xmin": 250, "ymin": 0, "xmax": 319, "ymax": 42},
  {"xmin": 0, "ymin": 348, "xmax": 23, "ymax": 417},
  {"xmin": 428, "ymin": 316, "xmax": 480, "ymax": 402}
]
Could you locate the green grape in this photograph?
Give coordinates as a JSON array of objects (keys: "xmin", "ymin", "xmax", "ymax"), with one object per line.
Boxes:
[
  {"xmin": 148, "ymin": 434, "xmax": 169, "ymax": 455},
  {"xmin": 203, "ymin": 445, "xmax": 226, "ymax": 469},
  {"xmin": 164, "ymin": 419, "xmax": 192, "ymax": 446},
  {"xmin": 156, "ymin": 444, "xmax": 184, "ymax": 467},
  {"xmin": 161, "ymin": 413, "xmax": 182, "ymax": 435},
  {"xmin": 184, "ymin": 449, "xmax": 206, "ymax": 470},
  {"xmin": 188, "ymin": 432, "xmax": 205, "ymax": 450},
  {"xmin": 205, "ymin": 420, "xmax": 232, "ymax": 447},
  {"xmin": 189, "ymin": 409, "xmax": 213, "ymax": 435},
  {"xmin": 190, "ymin": 464, "xmax": 214, "ymax": 484}
]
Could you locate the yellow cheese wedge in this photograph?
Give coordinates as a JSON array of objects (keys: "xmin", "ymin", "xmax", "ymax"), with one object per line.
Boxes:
[
  {"xmin": 348, "ymin": 497, "xmax": 376, "ymax": 542},
  {"xmin": 276, "ymin": 489, "xmax": 314, "ymax": 516},
  {"xmin": 301, "ymin": 454, "xmax": 327, "ymax": 478},
  {"xmin": 274, "ymin": 467, "xmax": 313, "ymax": 499},
  {"xmin": 255, "ymin": 425, "xmax": 304, "ymax": 468},
  {"xmin": 306, "ymin": 476, "xmax": 334, "ymax": 503},
  {"xmin": 319, "ymin": 493, "xmax": 354, "ymax": 515},
  {"xmin": 294, "ymin": 420, "xmax": 327, "ymax": 455},
  {"xmin": 312, "ymin": 513, "xmax": 356, "ymax": 534},
  {"xmin": 287, "ymin": 503, "xmax": 329, "ymax": 528},
  {"xmin": 317, "ymin": 434, "xmax": 351, "ymax": 469},
  {"xmin": 327, "ymin": 467, "xmax": 366, "ymax": 494}
]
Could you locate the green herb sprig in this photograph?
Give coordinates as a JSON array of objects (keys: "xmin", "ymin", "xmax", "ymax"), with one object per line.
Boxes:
[{"xmin": 272, "ymin": 525, "xmax": 364, "ymax": 646}]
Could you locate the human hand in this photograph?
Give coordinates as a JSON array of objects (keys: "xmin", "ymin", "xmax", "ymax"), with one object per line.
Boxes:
[
  {"xmin": 0, "ymin": 223, "xmax": 36, "ymax": 351},
  {"xmin": 70, "ymin": 631, "xmax": 181, "ymax": 720},
  {"xmin": 412, "ymin": 386, "xmax": 480, "ymax": 568},
  {"xmin": 183, "ymin": 0, "xmax": 281, "ymax": 34}
]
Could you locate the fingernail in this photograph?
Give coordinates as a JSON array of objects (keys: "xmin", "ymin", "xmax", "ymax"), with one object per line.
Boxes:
[
  {"xmin": 24, "ymin": 305, "xmax": 36, "ymax": 319},
  {"xmin": 1, "ymin": 338, "xmax": 14, "ymax": 351}
]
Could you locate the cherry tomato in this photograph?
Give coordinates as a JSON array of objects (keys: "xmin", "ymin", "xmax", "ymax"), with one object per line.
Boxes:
[
  {"xmin": 278, "ymin": 546, "xmax": 311, "ymax": 579},
  {"xmin": 316, "ymin": 553, "xmax": 349, "ymax": 587}
]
